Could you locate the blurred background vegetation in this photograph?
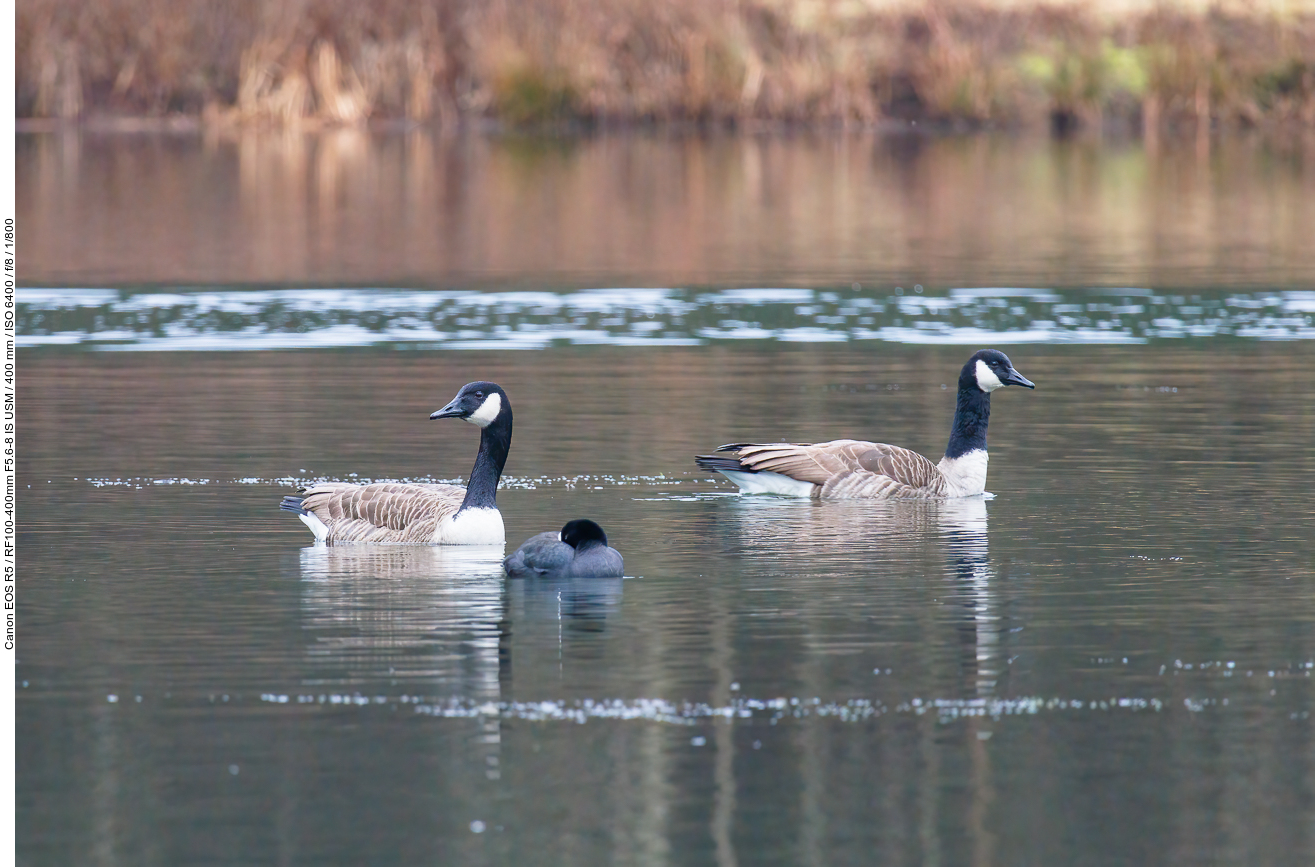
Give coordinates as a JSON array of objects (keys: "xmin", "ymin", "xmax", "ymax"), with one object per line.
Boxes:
[{"xmin": 15, "ymin": 0, "xmax": 1315, "ymax": 134}]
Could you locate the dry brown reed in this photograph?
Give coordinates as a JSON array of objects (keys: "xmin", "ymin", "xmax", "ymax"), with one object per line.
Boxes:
[{"xmin": 16, "ymin": 0, "xmax": 1315, "ymax": 132}]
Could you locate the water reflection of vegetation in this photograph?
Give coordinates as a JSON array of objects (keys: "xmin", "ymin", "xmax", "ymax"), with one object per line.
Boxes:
[{"xmin": 18, "ymin": 132, "xmax": 1315, "ymax": 289}]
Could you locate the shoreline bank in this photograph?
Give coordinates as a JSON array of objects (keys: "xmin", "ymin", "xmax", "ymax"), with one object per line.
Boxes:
[{"xmin": 18, "ymin": 1, "xmax": 1315, "ymax": 134}]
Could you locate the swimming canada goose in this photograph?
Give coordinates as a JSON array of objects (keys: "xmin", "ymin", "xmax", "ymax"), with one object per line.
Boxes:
[
  {"xmin": 503, "ymin": 519, "xmax": 625, "ymax": 578},
  {"xmin": 280, "ymin": 381, "xmax": 512, "ymax": 544},
  {"xmin": 695, "ymin": 349, "xmax": 1034, "ymax": 499}
]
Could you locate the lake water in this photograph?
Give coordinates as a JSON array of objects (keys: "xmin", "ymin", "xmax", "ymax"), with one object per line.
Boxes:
[{"xmin": 15, "ymin": 129, "xmax": 1315, "ymax": 865}]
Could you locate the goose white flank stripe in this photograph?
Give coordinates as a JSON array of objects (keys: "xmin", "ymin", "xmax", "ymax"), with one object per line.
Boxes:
[
  {"xmin": 715, "ymin": 469, "xmax": 817, "ymax": 498},
  {"xmin": 279, "ymin": 381, "xmax": 513, "ymax": 544},
  {"xmin": 695, "ymin": 349, "xmax": 1035, "ymax": 499}
]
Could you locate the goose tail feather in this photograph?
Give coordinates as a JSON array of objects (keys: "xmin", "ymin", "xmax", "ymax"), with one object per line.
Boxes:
[
  {"xmin": 279, "ymin": 495, "xmax": 308, "ymax": 515},
  {"xmin": 695, "ymin": 453, "xmax": 753, "ymax": 474}
]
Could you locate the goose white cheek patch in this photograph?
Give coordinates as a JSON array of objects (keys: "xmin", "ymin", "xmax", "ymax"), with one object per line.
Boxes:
[
  {"xmin": 975, "ymin": 360, "xmax": 1004, "ymax": 392},
  {"xmin": 466, "ymin": 392, "xmax": 502, "ymax": 427}
]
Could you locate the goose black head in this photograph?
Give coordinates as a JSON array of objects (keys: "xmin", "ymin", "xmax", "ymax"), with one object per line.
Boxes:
[
  {"xmin": 560, "ymin": 519, "xmax": 608, "ymax": 550},
  {"xmin": 963, "ymin": 349, "xmax": 1035, "ymax": 393},
  {"xmin": 430, "ymin": 381, "xmax": 510, "ymax": 428}
]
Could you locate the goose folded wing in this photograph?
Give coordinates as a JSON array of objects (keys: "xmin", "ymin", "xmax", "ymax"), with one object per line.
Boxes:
[
  {"xmin": 854, "ymin": 444, "xmax": 946, "ymax": 494},
  {"xmin": 726, "ymin": 441, "xmax": 858, "ymax": 485},
  {"xmin": 299, "ymin": 482, "xmax": 465, "ymax": 541},
  {"xmin": 730, "ymin": 440, "xmax": 945, "ymax": 496}
]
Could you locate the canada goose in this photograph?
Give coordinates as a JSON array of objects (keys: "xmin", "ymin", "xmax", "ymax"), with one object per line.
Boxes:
[
  {"xmin": 503, "ymin": 519, "xmax": 625, "ymax": 578},
  {"xmin": 695, "ymin": 349, "xmax": 1034, "ymax": 499},
  {"xmin": 280, "ymin": 381, "xmax": 512, "ymax": 544}
]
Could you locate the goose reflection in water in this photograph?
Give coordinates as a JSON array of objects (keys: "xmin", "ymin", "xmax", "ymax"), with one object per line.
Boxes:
[
  {"xmin": 935, "ymin": 497, "xmax": 1002, "ymax": 696},
  {"xmin": 296, "ymin": 544, "xmax": 508, "ymax": 691},
  {"xmin": 294, "ymin": 543, "xmax": 625, "ymax": 689},
  {"xmin": 708, "ymin": 495, "xmax": 1004, "ymax": 696},
  {"xmin": 293, "ymin": 544, "xmax": 619, "ymax": 783}
]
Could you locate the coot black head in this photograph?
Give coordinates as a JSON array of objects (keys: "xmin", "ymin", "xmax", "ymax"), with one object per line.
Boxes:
[{"xmin": 561, "ymin": 519, "xmax": 608, "ymax": 550}]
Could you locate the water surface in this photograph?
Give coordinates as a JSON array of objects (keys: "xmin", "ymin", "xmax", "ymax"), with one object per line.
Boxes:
[
  {"xmin": 17, "ymin": 342, "xmax": 1315, "ymax": 865},
  {"xmin": 15, "ymin": 128, "xmax": 1315, "ymax": 865}
]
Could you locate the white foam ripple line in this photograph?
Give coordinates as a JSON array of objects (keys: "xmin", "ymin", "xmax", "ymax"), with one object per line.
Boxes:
[
  {"xmin": 79, "ymin": 473, "xmax": 692, "ymax": 489},
  {"xmin": 247, "ymin": 692, "xmax": 1190, "ymax": 725},
  {"xmin": 17, "ymin": 286, "xmax": 1315, "ymax": 349}
]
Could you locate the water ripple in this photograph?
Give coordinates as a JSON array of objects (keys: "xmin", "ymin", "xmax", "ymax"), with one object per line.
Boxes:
[
  {"xmin": 77, "ymin": 667, "xmax": 1315, "ymax": 726},
  {"xmin": 75, "ymin": 473, "xmax": 696, "ymax": 490},
  {"xmin": 17, "ymin": 286, "xmax": 1315, "ymax": 350}
]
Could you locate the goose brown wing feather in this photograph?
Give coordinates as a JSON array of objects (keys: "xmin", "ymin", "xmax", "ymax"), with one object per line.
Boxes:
[
  {"xmin": 728, "ymin": 440, "xmax": 948, "ymax": 498},
  {"xmin": 731, "ymin": 441, "xmax": 857, "ymax": 485},
  {"xmin": 731, "ymin": 440, "xmax": 872, "ymax": 483},
  {"xmin": 857, "ymin": 446, "xmax": 947, "ymax": 493},
  {"xmin": 299, "ymin": 482, "xmax": 466, "ymax": 543}
]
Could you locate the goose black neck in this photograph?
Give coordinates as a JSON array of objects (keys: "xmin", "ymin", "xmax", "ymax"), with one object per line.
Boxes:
[
  {"xmin": 459, "ymin": 411, "xmax": 512, "ymax": 511},
  {"xmin": 944, "ymin": 379, "xmax": 991, "ymax": 460}
]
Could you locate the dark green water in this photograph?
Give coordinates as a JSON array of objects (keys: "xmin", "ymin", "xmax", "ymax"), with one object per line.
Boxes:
[
  {"xmin": 17, "ymin": 343, "xmax": 1315, "ymax": 866},
  {"xmin": 14, "ymin": 129, "xmax": 1315, "ymax": 865}
]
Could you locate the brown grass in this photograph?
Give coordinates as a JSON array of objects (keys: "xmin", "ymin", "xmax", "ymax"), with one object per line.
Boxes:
[{"xmin": 15, "ymin": 0, "xmax": 1315, "ymax": 132}]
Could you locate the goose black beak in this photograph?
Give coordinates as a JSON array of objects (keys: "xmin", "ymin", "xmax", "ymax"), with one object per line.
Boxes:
[
  {"xmin": 430, "ymin": 400, "xmax": 464, "ymax": 420},
  {"xmin": 1002, "ymin": 368, "xmax": 1035, "ymax": 389}
]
